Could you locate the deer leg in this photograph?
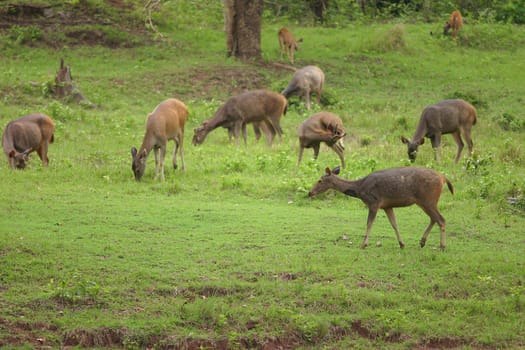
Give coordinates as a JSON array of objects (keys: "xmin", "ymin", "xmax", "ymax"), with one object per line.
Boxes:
[
  {"xmin": 178, "ymin": 133, "xmax": 185, "ymax": 171},
  {"xmin": 330, "ymin": 143, "xmax": 346, "ymax": 169},
  {"xmin": 419, "ymin": 206, "xmax": 446, "ymax": 250},
  {"xmin": 361, "ymin": 207, "xmax": 378, "ymax": 249},
  {"xmin": 451, "ymin": 131, "xmax": 464, "ymax": 163},
  {"xmin": 153, "ymin": 147, "xmax": 160, "ymax": 180},
  {"xmin": 233, "ymin": 122, "xmax": 243, "ymax": 146},
  {"xmin": 384, "ymin": 208, "xmax": 405, "ymax": 248},
  {"xmin": 297, "ymin": 146, "xmax": 305, "ymax": 166},
  {"xmin": 430, "ymin": 134, "xmax": 442, "ymax": 162},
  {"xmin": 312, "ymin": 143, "xmax": 321, "ymax": 160},
  {"xmin": 304, "ymin": 89, "xmax": 311, "ymax": 110},
  {"xmin": 462, "ymin": 126, "xmax": 474, "ymax": 157},
  {"xmin": 159, "ymin": 145, "xmax": 167, "ymax": 181},
  {"xmin": 37, "ymin": 144, "xmax": 49, "ymax": 166}
]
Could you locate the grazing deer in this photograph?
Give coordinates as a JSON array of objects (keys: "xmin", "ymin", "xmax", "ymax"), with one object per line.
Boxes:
[
  {"xmin": 444, "ymin": 10, "xmax": 463, "ymax": 41},
  {"xmin": 131, "ymin": 98, "xmax": 188, "ymax": 181},
  {"xmin": 298, "ymin": 112, "xmax": 346, "ymax": 168},
  {"xmin": 192, "ymin": 90, "xmax": 287, "ymax": 147},
  {"xmin": 278, "ymin": 27, "xmax": 303, "ymax": 65},
  {"xmin": 282, "ymin": 65, "xmax": 324, "ymax": 110},
  {"xmin": 401, "ymin": 99, "xmax": 477, "ymax": 163},
  {"xmin": 309, "ymin": 166, "xmax": 454, "ymax": 250},
  {"xmin": 2, "ymin": 113, "xmax": 55, "ymax": 169}
]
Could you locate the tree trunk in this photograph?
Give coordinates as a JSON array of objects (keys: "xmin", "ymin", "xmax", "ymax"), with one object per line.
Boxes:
[
  {"xmin": 223, "ymin": 0, "xmax": 262, "ymax": 60},
  {"xmin": 54, "ymin": 58, "xmax": 91, "ymax": 106}
]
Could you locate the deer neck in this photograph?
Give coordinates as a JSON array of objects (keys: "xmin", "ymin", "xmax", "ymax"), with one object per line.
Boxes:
[{"xmin": 331, "ymin": 176, "xmax": 362, "ymax": 198}]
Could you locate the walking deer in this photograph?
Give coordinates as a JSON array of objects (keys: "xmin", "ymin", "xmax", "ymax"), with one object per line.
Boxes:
[
  {"xmin": 309, "ymin": 166, "xmax": 454, "ymax": 250},
  {"xmin": 131, "ymin": 98, "xmax": 188, "ymax": 181},
  {"xmin": 401, "ymin": 99, "xmax": 477, "ymax": 163},
  {"xmin": 298, "ymin": 112, "xmax": 346, "ymax": 168},
  {"xmin": 282, "ymin": 65, "xmax": 324, "ymax": 110},
  {"xmin": 444, "ymin": 10, "xmax": 463, "ymax": 40},
  {"xmin": 2, "ymin": 113, "xmax": 55, "ymax": 169},
  {"xmin": 192, "ymin": 90, "xmax": 287, "ymax": 147},
  {"xmin": 278, "ymin": 27, "xmax": 303, "ymax": 65}
]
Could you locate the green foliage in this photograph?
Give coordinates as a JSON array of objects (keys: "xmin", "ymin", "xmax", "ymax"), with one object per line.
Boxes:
[
  {"xmin": 494, "ymin": 112, "xmax": 525, "ymax": 131},
  {"xmin": 7, "ymin": 25, "xmax": 42, "ymax": 44}
]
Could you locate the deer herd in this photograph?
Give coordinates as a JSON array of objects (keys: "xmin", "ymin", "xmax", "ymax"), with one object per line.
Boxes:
[{"xmin": 4, "ymin": 11, "xmax": 473, "ymax": 250}]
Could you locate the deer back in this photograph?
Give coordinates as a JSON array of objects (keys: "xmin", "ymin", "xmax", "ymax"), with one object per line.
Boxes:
[{"xmin": 282, "ymin": 66, "xmax": 324, "ymax": 98}]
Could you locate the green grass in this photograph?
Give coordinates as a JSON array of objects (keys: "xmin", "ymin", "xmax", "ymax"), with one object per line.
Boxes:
[{"xmin": 0, "ymin": 6, "xmax": 524, "ymax": 349}]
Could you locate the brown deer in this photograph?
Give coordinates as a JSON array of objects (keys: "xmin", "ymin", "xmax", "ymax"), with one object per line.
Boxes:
[
  {"xmin": 298, "ymin": 112, "xmax": 346, "ymax": 168},
  {"xmin": 278, "ymin": 27, "xmax": 303, "ymax": 64},
  {"xmin": 282, "ymin": 65, "xmax": 325, "ymax": 110},
  {"xmin": 192, "ymin": 90, "xmax": 287, "ymax": 147},
  {"xmin": 444, "ymin": 10, "xmax": 463, "ymax": 41},
  {"xmin": 308, "ymin": 166, "xmax": 454, "ymax": 250},
  {"xmin": 401, "ymin": 99, "xmax": 477, "ymax": 163},
  {"xmin": 2, "ymin": 113, "xmax": 55, "ymax": 169},
  {"xmin": 131, "ymin": 98, "xmax": 188, "ymax": 181}
]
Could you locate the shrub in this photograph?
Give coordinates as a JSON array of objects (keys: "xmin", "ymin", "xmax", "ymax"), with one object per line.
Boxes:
[{"xmin": 494, "ymin": 113, "xmax": 525, "ymax": 132}]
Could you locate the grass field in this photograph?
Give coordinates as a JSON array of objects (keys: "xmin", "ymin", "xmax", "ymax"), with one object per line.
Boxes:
[{"xmin": 0, "ymin": 3, "xmax": 524, "ymax": 349}]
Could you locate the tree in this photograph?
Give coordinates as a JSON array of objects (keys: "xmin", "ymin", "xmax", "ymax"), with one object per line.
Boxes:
[{"xmin": 223, "ymin": 0, "xmax": 263, "ymax": 60}]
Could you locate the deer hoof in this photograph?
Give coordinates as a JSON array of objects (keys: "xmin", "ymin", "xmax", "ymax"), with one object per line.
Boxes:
[
  {"xmin": 399, "ymin": 241, "xmax": 405, "ymax": 249},
  {"xmin": 360, "ymin": 243, "xmax": 368, "ymax": 249},
  {"xmin": 420, "ymin": 239, "xmax": 426, "ymax": 248}
]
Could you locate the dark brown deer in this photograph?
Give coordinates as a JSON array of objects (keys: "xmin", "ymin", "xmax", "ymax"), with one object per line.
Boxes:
[
  {"xmin": 131, "ymin": 98, "xmax": 188, "ymax": 181},
  {"xmin": 298, "ymin": 112, "xmax": 346, "ymax": 168},
  {"xmin": 192, "ymin": 90, "xmax": 287, "ymax": 146},
  {"xmin": 282, "ymin": 65, "xmax": 324, "ymax": 110},
  {"xmin": 401, "ymin": 99, "xmax": 477, "ymax": 163},
  {"xmin": 2, "ymin": 113, "xmax": 55, "ymax": 169},
  {"xmin": 444, "ymin": 10, "xmax": 463, "ymax": 41},
  {"xmin": 308, "ymin": 166, "xmax": 454, "ymax": 250},
  {"xmin": 278, "ymin": 27, "xmax": 303, "ymax": 64}
]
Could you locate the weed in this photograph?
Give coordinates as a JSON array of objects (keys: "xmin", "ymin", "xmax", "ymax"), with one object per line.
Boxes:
[
  {"xmin": 47, "ymin": 273, "xmax": 102, "ymax": 305},
  {"xmin": 464, "ymin": 153, "xmax": 493, "ymax": 176}
]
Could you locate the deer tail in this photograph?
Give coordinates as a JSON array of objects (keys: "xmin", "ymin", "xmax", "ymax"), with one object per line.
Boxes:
[{"xmin": 445, "ymin": 178, "xmax": 454, "ymax": 195}]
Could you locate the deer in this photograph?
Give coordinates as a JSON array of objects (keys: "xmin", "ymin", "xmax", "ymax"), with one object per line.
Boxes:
[
  {"xmin": 192, "ymin": 90, "xmax": 287, "ymax": 147},
  {"xmin": 131, "ymin": 98, "xmax": 188, "ymax": 181},
  {"xmin": 2, "ymin": 113, "xmax": 55, "ymax": 169},
  {"xmin": 278, "ymin": 27, "xmax": 303, "ymax": 65},
  {"xmin": 282, "ymin": 65, "xmax": 324, "ymax": 110},
  {"xmin": 401, "ymin": 99, "xmax": 477, "ymax": 164},
  {"xmin": 308, "ymin": 166, "xmax": 454, "ymax": 250},
  {"xmin": 444, "ymin": 10, "xmax": 463, "ymax": 41},
  {"xmin": 298, "ymin": 112, "xmax": 346, "ymax": 168}
]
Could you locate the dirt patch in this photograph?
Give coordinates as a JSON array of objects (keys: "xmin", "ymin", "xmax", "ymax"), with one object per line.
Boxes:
[
  {"xmin": 0, "ymin": 2, "xmax": 148, "ymax": 47},
  {"xmin": 0, "ymin": 318, "xmax": 58, "ymax": 349}
]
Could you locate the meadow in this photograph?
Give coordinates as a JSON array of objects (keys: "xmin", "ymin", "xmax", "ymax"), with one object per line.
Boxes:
[{"xmin": 0, "ymin": 3, "xmax": 524, "ymax": 349}]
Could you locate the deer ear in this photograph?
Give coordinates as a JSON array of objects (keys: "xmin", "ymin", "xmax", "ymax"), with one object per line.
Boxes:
[
  {"xmin": 8, "ymin": 150, "xmax": 15, "ymax": 158},
  {"xmin": 332, "ymin": 166, "xmax": 341, "ymax": 175},
  {"xmin": 140, "ymin": 149, "xmax": 147, "ymax": 158},
  {"xmin": 131, "ymin": 147, "xmax": 137, "ymax": 158},
  {"xmin": 401, "ymin": 136, "xmax": 409, "ymax": 144},
  {"xmin": 325, "ymin": 167, "xmax": 331, "ymax": 175},
  {"xmin": 22, "ymin": 148, "xmax": 31, "ymax": 155},
  {"xmin": 418, "ymin": 138, "xmax": 425, "ymax": 145}
]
